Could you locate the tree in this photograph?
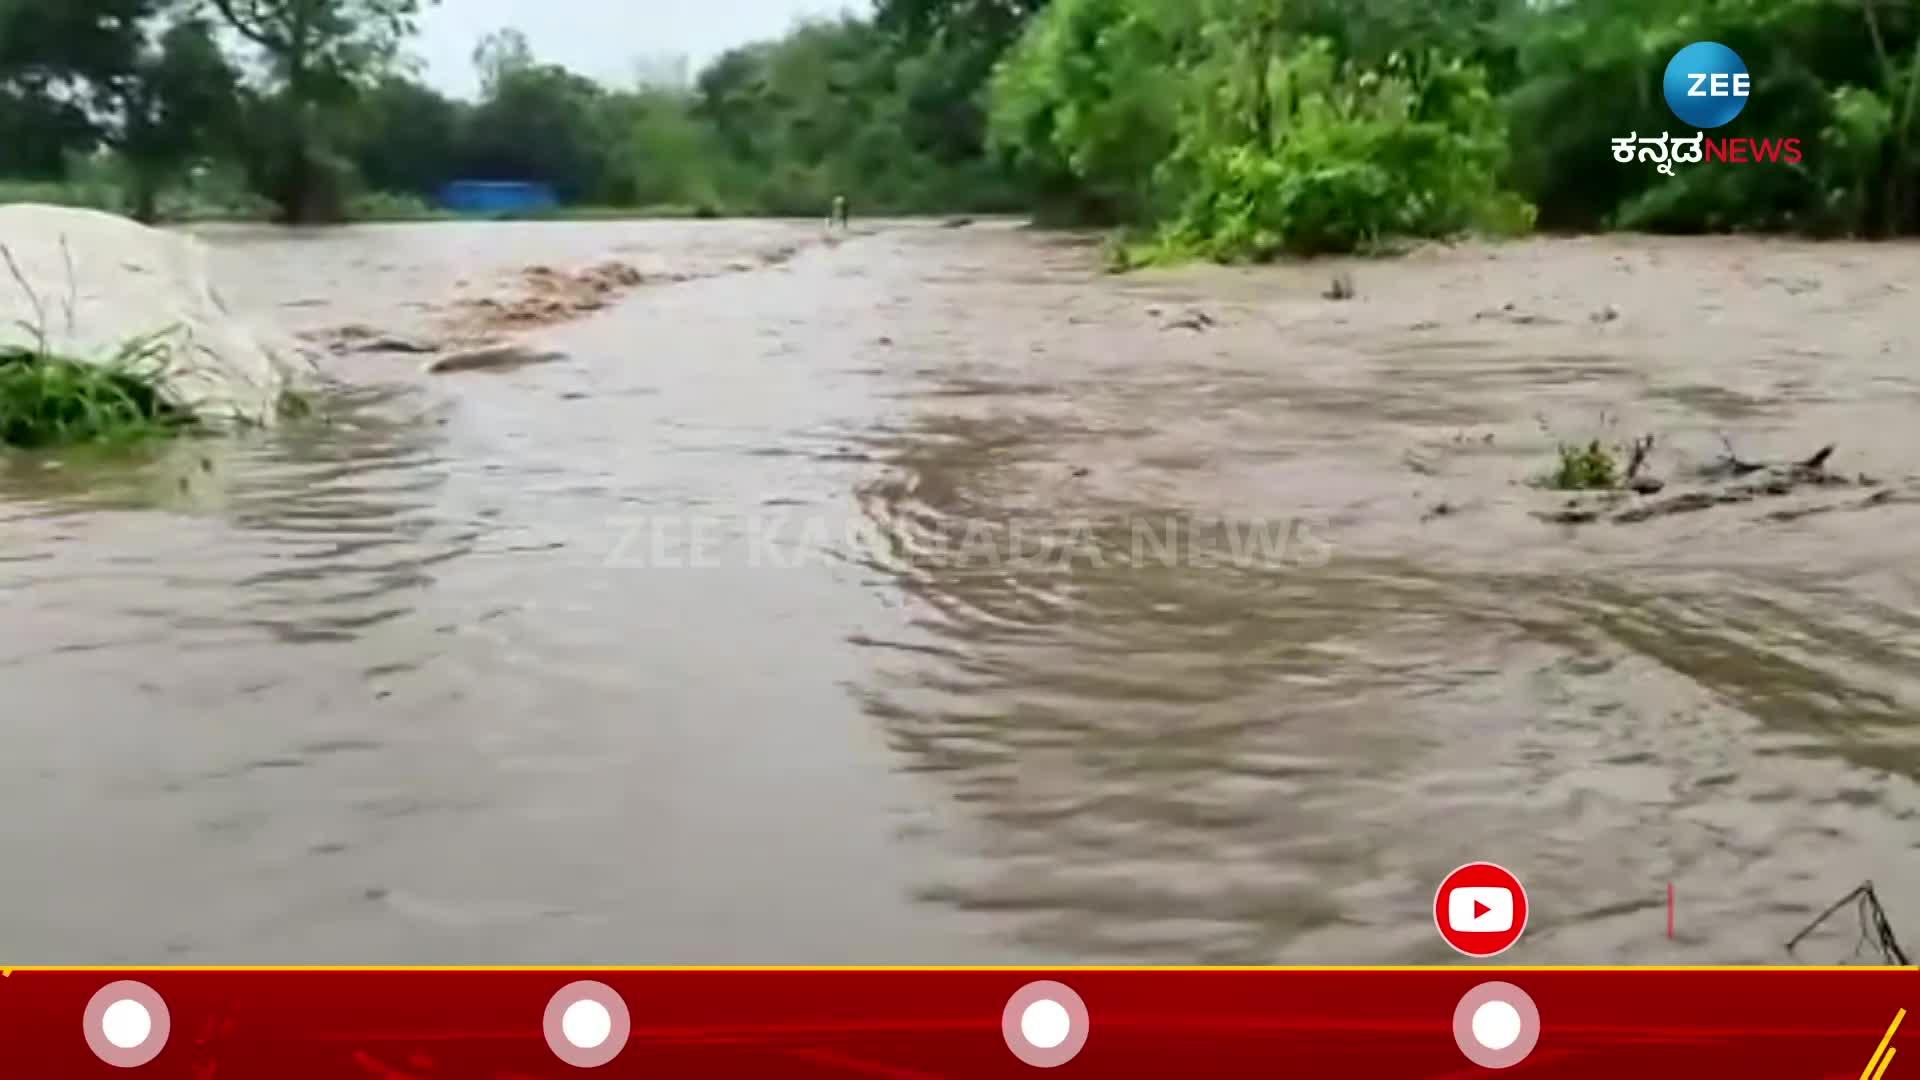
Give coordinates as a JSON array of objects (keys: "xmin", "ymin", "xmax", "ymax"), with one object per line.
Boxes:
[
  {"xmin": 597, "ymin": 89, "xmax": 723, "ymax": 208},
  {"xmin": 206, "ymin": 0, "xmax": 434, "ymax": 221},
  {"xmin": 0, "ymin": 0, "xmax": 151, "ymax": 175},
  {"xmin": 348, "ymin": 75, "xmax": 461, "ymax": 197},
  {"xmin": 459, "ymin": 62, "xmax": 608, "ymax": 200},
  {"xmin": 695, "ymin": 45, "xmax": 776, "ymax": 164},
  {"xmin": 876, "ymin": 0, "xmax": 1053, "ymax": 164},
  {"xmin": 875, "ymin": 0, "xmax": 1052, "ymax": 47},
  {"xmin": 472, "ymin": 26, "xmax": 533, "ymax": 97},
  {"xmin": 987, "ymin": 0, "xmax": 1190, "ymax": 221},
  {"xmin": 118, "ymin": 18, "xmax": 241, "ymax": 221}
]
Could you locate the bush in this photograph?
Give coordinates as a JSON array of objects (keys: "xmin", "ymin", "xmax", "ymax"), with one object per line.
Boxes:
[
  {"xmin": 346, "ymin": 189, "xmax": 444, "ymax": 222},
  {"xmin": 1550, "ymin": 441, "xmax": 1619, "ymax": 491},
  {"xmin": 987, "ymin": 0, "xmax": 1191, "ymax": 224},
  {"xmin": 1159, "ymin": 41, "xmax": 1533, "ymax": 259},
  {"xmin": 0, "ymin": 336, "xmax": 195, "ymax": 449}
]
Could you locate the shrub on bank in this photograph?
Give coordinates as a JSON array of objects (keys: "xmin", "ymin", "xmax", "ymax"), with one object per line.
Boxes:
[
  {"xmin": 1152, "ymin": 43, "xmax": 1533, "ymax": 260},
  {"xmin": 0, "ymin": 335, "xmax": 195, "ymax": 449},
  {"xmin": 991, "ymin": 3, "xmax": 1536, "ymax": 261}
]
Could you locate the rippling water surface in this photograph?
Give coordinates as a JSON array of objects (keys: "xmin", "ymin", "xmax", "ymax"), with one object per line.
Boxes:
[{"xmin": 5, "ymin": 221, "xmax": 1920, "ymax": 964}]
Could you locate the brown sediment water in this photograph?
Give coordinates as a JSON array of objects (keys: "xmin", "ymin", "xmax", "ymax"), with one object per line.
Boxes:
[{"xmin": 3, "ymin": 219, "xmax": 1920, "ymax": 965}]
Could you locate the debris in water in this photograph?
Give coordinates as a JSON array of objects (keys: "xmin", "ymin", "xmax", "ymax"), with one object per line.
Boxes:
[
  {"xmin": 426, "ymin": 344, "xmax": 566, "ymax": 375},
  {"xmin": 1623, "ymin": 434, "xmax": 1656, "ymax": 484},
  {"xmin": 1785, "ymin": 880, "xmax": 1909, "ymax": 965},
  {"xmin": 311, "ymin": 324, "xmax": 437, "ymax": 356},
  {"xmin": 1540, "ymin": 438, "xmax": 1885, "ymax": 526},
  {"xmin": 1475, "ymin": 301, "xmax": 1555, "ymax": 326},
  {"xmin": 1403, "ymin": 450, "xmax": 1440, "ymax": 477},
  {"xmin": 1162, "ymin": 310, "xmax": 1217, "ymax": 332},
  {"xmin": 1324, "ymin": 272, "xmax": 1356, "ymax": 301}
]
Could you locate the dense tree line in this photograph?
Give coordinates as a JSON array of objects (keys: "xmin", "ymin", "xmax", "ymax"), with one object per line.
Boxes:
[
  {"xmin": 0, "ymin": 0, "xmax": 1033, "ymax": 223},
  {"xmin": 3, "ymin": 0, "xmax": 1919, "ymax": 258},
  {"xmin": 989, "ymin": 0, "xmax": 1920, "ymax": 258}
]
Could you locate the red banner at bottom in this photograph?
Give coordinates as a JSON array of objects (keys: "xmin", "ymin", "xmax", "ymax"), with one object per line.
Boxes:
[{"xmin": 1, "ymin": 968, "xmax": 1913, "ymax": 1077}]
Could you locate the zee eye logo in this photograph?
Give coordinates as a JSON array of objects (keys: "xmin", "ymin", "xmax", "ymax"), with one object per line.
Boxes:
[{"xmin": 1663, "ymin": 42, "xmax": 1750, "ymax": 128}]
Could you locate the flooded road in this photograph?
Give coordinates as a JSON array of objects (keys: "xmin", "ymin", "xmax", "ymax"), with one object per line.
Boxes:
[{"xmin": 5, "ymin": 220, "xmax": 1920, "ymax": 965}]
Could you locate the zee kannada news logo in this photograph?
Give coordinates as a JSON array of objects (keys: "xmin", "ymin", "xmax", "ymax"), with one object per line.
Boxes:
[{"xmin": 1614, "ymin": 41, "xmax": 1802, "ymax": 174}]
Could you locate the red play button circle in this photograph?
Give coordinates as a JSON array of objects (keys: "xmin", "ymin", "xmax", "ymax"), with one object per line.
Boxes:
[{"xmin": 1434, "ymin": 862, "xmax": 1529, "ymax": 958}]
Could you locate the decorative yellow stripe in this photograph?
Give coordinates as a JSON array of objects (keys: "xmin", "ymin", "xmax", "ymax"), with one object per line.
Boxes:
[
  {"xmin": 1873, "ymin": 1046, "xmax": 1899, "ymax": 1080},
  {"xmin": 1862, "ymin": 1008, "xmax": 1907, "ymax": 1080}
]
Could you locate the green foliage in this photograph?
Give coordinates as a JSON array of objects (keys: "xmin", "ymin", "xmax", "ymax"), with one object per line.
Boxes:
[
  {"xmin": 14, "ymin": 0, "xmax": 1920, "ymax": 256},
  {"xmin": 120, "ymin": 18, "xmax": 243, "ymax": 221},
  {"xmin": 879, "ymin": 0, "xmax": 1054, "ymax": 165},
  {"xmin": 344, "ymin": 188, "xmax": 440, "ymax": 220},
  {"xmin": 458, "ymin": 61, "xmax": 610, "ymax": 202},
  {"xmin": 1163, "ymin": 41, "xmax": 1531, "ymax": 258},
  {"xmin": 993, "ymin": 2, "xmax": 1532, "ymax": 255},
  {"xmin": 987, "ymin": 0, "xmax": 1191, "ymax": 222},
  {"xmin": 1502, "ymin": 0, "xmax": 1920, "ymax": 236},
  {"xmin": 1550, "ymin": 441, "xmax": 1620, "ymax": 491},
  {"xmin": 689, "ymin": 15, "xmax": 1030, "ymax": 215},
  {"xmin": 347, "ymin": 76, "xmax": 461, "ymax": 197},
  {"xmin": 207, "ymin": 0, "xmax": 434, "ymax": 222},
  {"xmin": 0, "ymin": 337, "xmax": 194, "ymax": 449},
  {"xmin": 0, "ymin": 0, "xmax": 155, "ymax": 177}
]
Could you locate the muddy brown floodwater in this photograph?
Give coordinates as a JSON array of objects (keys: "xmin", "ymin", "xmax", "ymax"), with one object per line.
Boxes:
[{"xmin": 4, "ymin": 220, "xmax": 1920, "ymax": 965}]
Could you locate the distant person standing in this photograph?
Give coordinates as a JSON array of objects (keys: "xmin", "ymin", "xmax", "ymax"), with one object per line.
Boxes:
[{"xmin": 830, "ymin": 194, "xmax": 850, "ymax": 232}]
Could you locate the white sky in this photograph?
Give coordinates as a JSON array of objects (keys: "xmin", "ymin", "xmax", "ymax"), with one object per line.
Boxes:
[{"xmin": 412, "ymin": 0, "xmax": 865, "ymax": 98}]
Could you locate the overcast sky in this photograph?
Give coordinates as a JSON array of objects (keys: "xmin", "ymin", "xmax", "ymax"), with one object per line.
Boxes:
[{"xmin": 412, "ymin": 1, "xmax": 866, "ymax": 99}]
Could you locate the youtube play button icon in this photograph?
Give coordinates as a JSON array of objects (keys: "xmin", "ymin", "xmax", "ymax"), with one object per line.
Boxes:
[{"xmin": 1435, "ymin": 863, "xmax": 1529, "ymax": 957}]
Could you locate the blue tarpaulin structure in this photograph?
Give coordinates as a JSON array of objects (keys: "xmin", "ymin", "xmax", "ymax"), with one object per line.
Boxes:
[{"xmin": 436, "ymin": 181, "xmax": 558, "ymax": 215}]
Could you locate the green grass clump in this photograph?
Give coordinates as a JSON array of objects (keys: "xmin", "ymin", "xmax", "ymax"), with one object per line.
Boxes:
[
  {"xmin": 1550, "ymin": 440, "xmax": 1619, "ymax": 491},
  {"xmin": 0, "ymin": 337, "xmax": 195, "ymax": 449}
]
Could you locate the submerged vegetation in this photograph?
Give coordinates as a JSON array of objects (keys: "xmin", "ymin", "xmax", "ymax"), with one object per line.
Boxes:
[
  {"xmin": 5, "ymin": 0, "xmax": 1920, "ymax": 251},
  {"xmin": 1549, "ymin": 441, "xmax": 1622, "ymax": 492},
  {"xmin": 0, "ymin": 337, "xmax": 193, "ymax": 449}
]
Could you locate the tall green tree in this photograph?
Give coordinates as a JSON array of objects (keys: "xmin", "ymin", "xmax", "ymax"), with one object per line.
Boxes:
[
  {"xmin": 118, "ymin": 18, "xmax": 242, "ymax": 221},
  {"xmin": 206, "ymin": 0, "xmax": 434, "ymax": 221},
  {"xmin": 347, "ymin": 75, "xmax": 460, "ymax": 197},
  {"xmin": 472, "ymin": 26, "xmax": 534, "ymax": 97},
  {"xmin": 0, "ymin": 0, "xmax": 150, "ymax": 176},
  {"xmin": 876, "ymin": 0, "xmax": 1052, "ymax": 163},
  {"xmin": 460, "ymin": 60, "xmax": 609, "ymax": 201}
]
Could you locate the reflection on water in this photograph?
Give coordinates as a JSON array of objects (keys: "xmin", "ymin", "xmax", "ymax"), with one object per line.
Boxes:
[{"xmin": 4, "ymin": 221, "xmax": 1920, "ymax": 965}]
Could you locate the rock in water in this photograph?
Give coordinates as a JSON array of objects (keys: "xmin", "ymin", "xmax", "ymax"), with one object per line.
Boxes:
[{"xmin": 0, "ymin": 205, "xmax": 301, "ymax": 424}]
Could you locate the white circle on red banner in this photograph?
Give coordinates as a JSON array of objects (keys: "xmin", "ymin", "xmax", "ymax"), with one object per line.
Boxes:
[
  {"xmin": 83, "ymin": 981, "xmax": 170, "ymax": 1068},
  {"xmin": 1001, "ymin": 981, "xmax": 1090, "ymax": 1067},
  {"xmin": 1452, "ymin": 981, "xmax": 1541, "ymax": 1068},
  {"xmin": 543, "ymin": 981, "xmax": 631, "ymax": 1068}
]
